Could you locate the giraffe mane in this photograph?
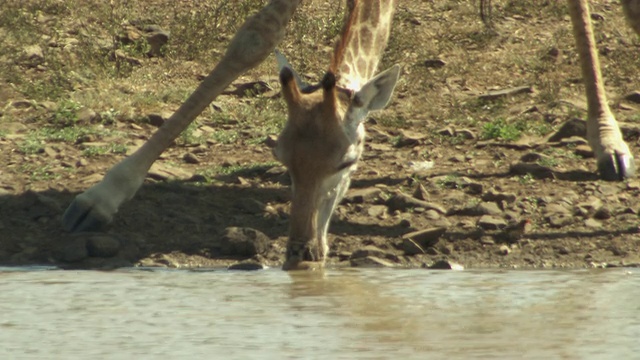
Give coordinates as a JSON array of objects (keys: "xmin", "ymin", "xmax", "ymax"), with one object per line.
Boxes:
[{"xmin": 329, "ymin": 0, "xmax": 360, "ymax": 76}]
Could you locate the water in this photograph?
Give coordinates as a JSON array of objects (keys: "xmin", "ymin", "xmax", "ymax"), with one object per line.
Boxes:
[{"xmin": 1, "ymin": 267, "xmax": 639, "ymax": 359}]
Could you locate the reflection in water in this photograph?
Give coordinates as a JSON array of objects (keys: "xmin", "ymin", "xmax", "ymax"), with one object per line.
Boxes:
[{"xmin": 0, "ymin": 267, "xmax": 638, "ymax": 359}]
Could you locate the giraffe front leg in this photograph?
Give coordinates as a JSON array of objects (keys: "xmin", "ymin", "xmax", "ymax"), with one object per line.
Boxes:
[{"xmin": 588, "ymin": 113, "xmax": 636, "ymax": 181}]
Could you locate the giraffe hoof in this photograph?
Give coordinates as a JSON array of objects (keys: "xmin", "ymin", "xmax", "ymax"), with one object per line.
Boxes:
[
  {"xmin": 597, "ymin": 152, "xmax": 636, "ymax": 181},
  {"xmin": 62, "ymin": 195, "xmax": 112, "ymax": 232}
]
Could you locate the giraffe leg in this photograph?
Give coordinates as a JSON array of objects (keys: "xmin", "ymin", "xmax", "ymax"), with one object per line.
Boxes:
[{"xmin": 567, "ymin": 0, "xmax": 636, "ymax": 181}]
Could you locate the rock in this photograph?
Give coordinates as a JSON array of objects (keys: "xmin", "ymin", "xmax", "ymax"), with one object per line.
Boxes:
[
  {"xmin": 183, "ymin": 152, "xmax": 200, "ymax": 164},
  {"xmin": 224, "ymin": 80, "xmax": 273, "ymax": 97},
  {"xmin": 343, "ymin": 187, "xmax": 382, "ymax": 204},
  {"xmin": 482, "ymin": 190, "xmax": 517, "ymax": 204},
  {"xmin": 455, "ymin": 129, "xmax": 476, "ymax": 140},
  {"xmin": 22, "ymin": 45, "xmax": 44, "ymax": 66},
  {"xmin": 336, "ymin": 251, "xmax": 352, "ymax": 261},
  {"xmin": 477, "ymin": 215, "xmax": 507, "ymax": 230},
  {"xmin": 476, "ymin": 202, "xmax": 502, "ymax": 215},
  {"xmin": 509, "ymin": 162, "xmax": 554, "ymax": 179},
  {"xmin": 520, "ymin": 152, "xmax": 548, "ymax": 163},
  {"xmin": 597, "ymin": 184, "xmax": 619, "ymax": 196},
  {"xmin": 498, "ymin": 245, "xmax": 511, "ymax": 255},
  {"xmin": 424, "ymin": 209, "xmax": 440, "ymax": 220},
  {"xmin": 148, "ymin": 163, "xmax": 193, "ymax": 181},
  {"xmin": 478, "ymin": 85, "xmax": 533, "ymax": 101},
  {"xmin": 624, "ymin": 91, "xmax": 640, "ymax": 104},
  {"xmin": 228, "ymin": 262, "xmax": 267, "ymax": 271},
  {"xmin": 544, "ymin": 203, "xmax": 572, "ymax": 215},
  {"xmin": 350, "ymin": 245, "xmax": 388, "ymax": 259},
  {"xmin": 402, "ymin": 227, "xmax": 446, "ymax": 252},
  {"xmin": 367, "ymin": 205, "xmax": 388, "ymax": 218},
  {"xmin": 386, "ymin": 191, "xmax": 446, "ymax": 213},
  {"xmin": 86, "ymin": 235, "xmax": 121, "ymax": 258},
  {"xmin": 219, "ymin": 227, "xmax": 270, "ymax": 257},
  {"xmin": 423, "ymin": 58, "xmax": 446, "ymax": 68},
  {"xmin": 76, "ymin": 107, "xmax": 98, "ymax": 123},
  {"xmin": 402, "ymin": 238, "xmax": 425, "ymax": 255},
  {"xmin": 112, "ymin": 49, "xmax": 142, "ymax": 65},
  {"xmin": 147, "ymin": 112, "xmax": 171, "ymax": 127},
  {"xmin": 11, "ymin": 100, "xmax": 34, "ymax": 109},
  {"xmin": 480, "ymin": 236, "xmax": 495, "ymax": 245},
  {"xmin": 395, "ymin": 129, "xmax": 429, "ymax": 147},
  {"xmin": 264, "ymin": 134, "xmax": 278, "ymax": 148},
  {"xmin": 584, "ymin": 218, "xmax": 602, "ymax": 228},
  {"xmin": 576, "ymin": 196, "xmax": 603, "ymax": 211},
  {"xmin": 412, "ymin": 183, "xmax": 429, "ymax": 201},
  {"xmin": 626, "ymin": 181, "xmax": 640, "ymax": 191},
  {"xmin": 542, "ymin": 47, "xmax": 562, "ymax": 62},
  {"xmin": 437, "ymin": 127, "xmax": 454, "ymax": 136},
  {"xmin": 574, "ymin": 144, "xmax": 593, "ymax": 158},
  {"xmin": 234, "ymin": 198, "xmax": 266, "ymax": 214},
  {"xmin": 55, "ymin": 237, "xmax": 88, "ymax": 263},
  {"xmin": 350, "ymin": 256, "xmax": 395, "ymax": 268},
  {"xmin": 548, "ymin": 213, "xmax": 573, "ymax": 228},
  {"xmin": 428, "ymin": 260, "xmax": 464, "ymax": 270},
  {"xmin": 560, "ymin": 136, "xmax": 588, "ymax": 146},
  {"xmin": 545, "ymin": 118, "xmax": 586, "ymax": 142},
  {"xmin": 144, "ymin": 27, "xmax": 170, "ymax": 57}
]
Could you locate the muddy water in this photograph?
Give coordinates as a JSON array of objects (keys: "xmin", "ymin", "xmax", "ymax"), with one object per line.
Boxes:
[{"xmin": 0, "ymin": 267, "xmax": 638, "ymax": 359}]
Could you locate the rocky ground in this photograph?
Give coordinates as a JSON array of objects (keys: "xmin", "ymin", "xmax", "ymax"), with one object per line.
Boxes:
[{"xmin": 1, "ymin": 0, "xmax": 639, "ymax": 270}]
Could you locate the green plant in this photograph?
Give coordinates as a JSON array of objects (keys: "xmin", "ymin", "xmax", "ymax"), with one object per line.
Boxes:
[
  {"xmin": 82, "ymin": 143, "xmax": 127, "ymax": 157},
  {"xmin": 18, "ymin": 136, "xmax": 44, "ymax": 155},
  {"xmin": 480, "ymin": 118, "xmax": 522, "ymax": 141},
  {"xmin": 518, "ymin": 173, "xmax": 534, "ymax": 185},
  {"xmin": 537, "ymin": 156, "xmax": 559, "ymax": 168},
  {"xmin": 51, "ymin": 99, "xmax": 81, "ymax": 126}
]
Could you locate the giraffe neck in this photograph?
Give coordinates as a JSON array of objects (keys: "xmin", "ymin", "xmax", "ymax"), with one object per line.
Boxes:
[{"xmin": 331, "ymin": 0, "xmax": 396, "ymax": 91}]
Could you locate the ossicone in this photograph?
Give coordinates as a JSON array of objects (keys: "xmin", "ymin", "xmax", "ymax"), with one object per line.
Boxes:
[
  {"xmin": 321, "ymin": 71, "xmax": 336, "ymax": 91},
  {"xmin": 280, "ymin": 66, "xmax": 301, "ymax": 105}
]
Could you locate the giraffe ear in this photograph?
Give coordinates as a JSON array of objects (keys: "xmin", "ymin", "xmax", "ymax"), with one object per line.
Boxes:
[
  {"xmin": 275, "ymin": 50, "xmax": 308, "ymax": 89},
  {"xmin": 353, "ymin": 65, "xmax": 400, "ymax": 111}
]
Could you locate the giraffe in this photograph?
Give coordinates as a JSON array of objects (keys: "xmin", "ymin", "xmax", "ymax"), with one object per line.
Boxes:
[{"xmin": 273, "ymin": 0, "xmax": 399, "ymax": 270}]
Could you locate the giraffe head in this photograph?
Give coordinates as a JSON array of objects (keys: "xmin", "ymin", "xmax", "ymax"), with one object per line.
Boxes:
[{"xmin": 273, "ymin": 54, "xmax": 400, "ymax": 270}]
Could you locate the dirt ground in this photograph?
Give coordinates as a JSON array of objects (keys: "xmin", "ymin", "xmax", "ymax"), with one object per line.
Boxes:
[{"xmin": 1, "ymin": 0, "xmax": 639, "ymax": 270}]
